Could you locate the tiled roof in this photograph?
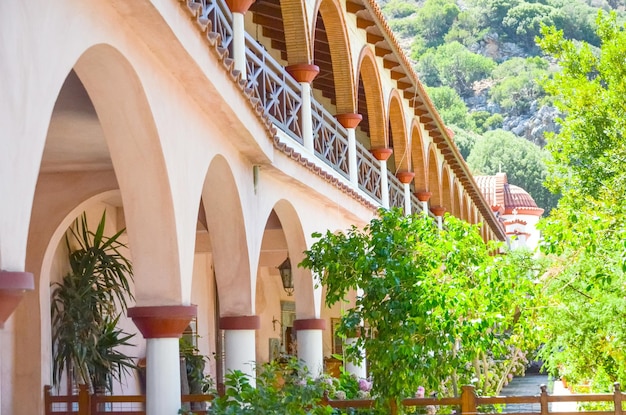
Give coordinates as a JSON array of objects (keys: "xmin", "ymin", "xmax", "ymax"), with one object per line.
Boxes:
[{"xmin": 475, "ymin": 173, "xmax": 544, "ymax": 216}]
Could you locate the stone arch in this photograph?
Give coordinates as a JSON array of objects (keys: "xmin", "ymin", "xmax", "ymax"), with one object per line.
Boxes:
[
  {"xmin": 313, "ymin": 0, "xmax": 356, "ymax": 113},
  {"xmin": 272, "ymin": 200, "xmax": 316, "ymax": 318},
  {"xmin": 15, "ymin": 43, "xmax": 174, "ymax": 413},
  {"xmin": 201, "ymin": 155, "xmax": 253, "ymax": 317},
  {"xmin": 387, "ymin": 90, "xmax": 409, "ymax": 173},
  {"xmin": 426, "ymin": 144, "xmax": 441, "ymax": 206},
  {"xmin": 410, "ymin": 120, "xmax": 427, "ymax": 191},
  {"xmin": 72, "ymin": 44, "xmax": 182, "ymax": 305},
  {"xmin": 356, "ymin": 47, "xmax": 386, "ymax": 149}
]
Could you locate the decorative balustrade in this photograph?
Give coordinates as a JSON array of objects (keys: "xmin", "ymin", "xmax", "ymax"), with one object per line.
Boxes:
[
  {"xmin": 356, "ymin": 142, "xmax": 382, "ymax": 203},
  {"xmin": 388, "ymin": 173, "xmax": 404, "ymax": 210},
  {"xmin": 311, "ymin": 100, "xmax": 350, "ymax": 180},
  {"xmin": 185, "ymin": 0, "xmax": 407, "ymax": 208},
  {"xmin": 193, "ymin": 0, "xmax": 233, "ymax": 52},
  {"xmin": 411, "ymin": 192, "xmax": 423, "ymax": 215},
  {"xmin": 245, "ymin": 34, "xmax": 304, "ymax": 144}
]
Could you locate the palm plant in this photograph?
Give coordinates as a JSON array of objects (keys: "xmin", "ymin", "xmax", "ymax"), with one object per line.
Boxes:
[{"xmin": 51, "ymin": 211, "xmax": 136, "ymax": 394}]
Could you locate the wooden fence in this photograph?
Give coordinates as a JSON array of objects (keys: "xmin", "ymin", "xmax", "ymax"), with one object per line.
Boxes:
[
  {"xmin": 44, "ymin": 383, "xmax": 626, "ymax": 415},
  {"xmin": 44, "ymin": 385, "xmax": 211, "ymax": 415}
]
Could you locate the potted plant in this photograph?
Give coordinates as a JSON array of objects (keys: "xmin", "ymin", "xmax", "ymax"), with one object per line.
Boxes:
[{"xmin": 51, "ymin": 211, "xmax": 136, "ymax": 394}]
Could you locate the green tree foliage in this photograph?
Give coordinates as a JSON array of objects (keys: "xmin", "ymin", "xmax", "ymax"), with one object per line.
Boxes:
[
  {"xmin": 551, "ymin": 0, "xmax": 599, "ymax": 45},
  {"xmin": 445, "ymin": 10, "xmax": 489, "ymax": 47},
  {"xmin": 301, "ymin": 209, "xmax": 542, "ymax": 411},
  {"xmin": 449, "ymin": 126, "xmax": 480, "ymax": 159},
  {"xmin": 381, "ymin": 0, "xmax": 418, "ymax": 19},
  {"xmin": 467, "ymin": 129, "xmax": 558, "ymax": 213},
  {"xmin": 427, "ymin": 86, "xmax": 476, "ymax": 131},
  {"xmin": 484, "ymin": 113, "xmax": 505, "ymax": 130},
  {"xmin": 469, "ymin": 0, "xmax": 522, "ymax": 33},
  {"xmin": 416, "ymin": 0, "xmax": 461, "ymax": 48},
  {"xmin": 502, "ymin": 3, "xmax": 561, "ymax": 48},
  {"xmin": 536, "ymin": 13, "xmax": 626, "ymax": 390},
  {"xmin": 489, "ymin": 57, "xmax": 550, "ymax": 114},
  {"xmin": 417, "ymin": 42, "xmax": 496, "ymax": 97}
]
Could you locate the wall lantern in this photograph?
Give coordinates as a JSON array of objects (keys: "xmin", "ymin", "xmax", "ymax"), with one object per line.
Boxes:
[{"xmin": 277, "ymin": 256, "xmax": 294, "ymax": 296}]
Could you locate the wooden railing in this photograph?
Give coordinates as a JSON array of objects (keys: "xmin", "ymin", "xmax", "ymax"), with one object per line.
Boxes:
[
  {"xmin": 44, "ymin": 385, "xmax": 212, "ymax": 415},
  {"xmin": 45, "ymin": 383, "xmax": 626, "ymax": 415},
  {"xmin": 322, "ymin": 383, "xmax": 626, "ymax": 415}
]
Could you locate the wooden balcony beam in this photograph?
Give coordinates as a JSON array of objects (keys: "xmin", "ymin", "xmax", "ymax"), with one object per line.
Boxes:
[
  {"xmin": 346, "ymin": 1, "xmax": 366, "ymax": 13},
  {"xmin": 357, "ymin": 17, "xmax": 376, "ymax": 29},
  {"xmin": 367, "ymin": 32, "xmax": 385, "ymax": 44},
  {"xmin": 383, "ymin": 59, "xmax": 400, "ymax": 70}
]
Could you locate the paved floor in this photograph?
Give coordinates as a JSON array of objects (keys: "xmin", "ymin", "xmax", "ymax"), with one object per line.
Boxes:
[
  {"xmin": 499, "ymin": 375, "xmax": 575, "ymax": 413},
  {"xmin": 500, "ymin": 374, "xmax": 549, "ymax": 413}
]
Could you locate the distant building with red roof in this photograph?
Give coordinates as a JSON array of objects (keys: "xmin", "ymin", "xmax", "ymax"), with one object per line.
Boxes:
[{"xmin": 475, "ymin": 173, "xmax": 544, "ymax": 250}]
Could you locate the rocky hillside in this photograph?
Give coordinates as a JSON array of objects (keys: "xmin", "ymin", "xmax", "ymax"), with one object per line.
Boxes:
[
  {"xmin": 379, "ymin": 0, "xmax": 624, "ymax": 145},
  {"xmin": 378, "ymin": 0, "xmax": 625, "ymax": 213}
]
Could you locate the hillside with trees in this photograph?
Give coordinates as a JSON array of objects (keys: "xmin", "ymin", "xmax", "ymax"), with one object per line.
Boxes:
[{"xmin": 379, "ymin": 0, "xmax": 626, "ymax": 214}]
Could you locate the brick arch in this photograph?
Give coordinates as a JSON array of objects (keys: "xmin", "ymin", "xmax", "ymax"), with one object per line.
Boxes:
[
  {"xmin": 410, "ymin": 120, "xmax": 427, "ymax": 191},
  {"xmin": 452, "ymin": 181, "xmax": 462, "ymax": 219},
  {"xmin": 72, "ymin": 46, "xmax": 183, "ymax": 305},
  {"xmin": 356, "ymin": 46, "xmax": 386, "ymax": 149},
  {"xmin": 281, "ymin": 0, "xmax": 312, "ymax": 64},
  {"xmin": 387, "ymin": 90, "xmax": 409, "ymax": 173},
  {"xmin": 465, "ymin": 194, "xmax": 473, "ymax": 223},
  {"xmin": 315, "ymin": 0, "xmax": 356, "ymax": 113},
  {"xmin": 427, "ymin": 144, "xmax": 441, "ymax": 205},
  {"xmin": 441, "ymin": 165, "xmax": 453, "ymax": 213}
]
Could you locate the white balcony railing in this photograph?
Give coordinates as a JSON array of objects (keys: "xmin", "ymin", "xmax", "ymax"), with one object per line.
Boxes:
[{"xmin": 191, "ymin": 0, "xmax": 428, "ymax": 213}]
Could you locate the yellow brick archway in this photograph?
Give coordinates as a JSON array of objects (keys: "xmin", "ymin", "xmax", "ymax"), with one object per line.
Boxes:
[
  {"xmin": 411, "ymin": 120, "xmax": 427, "ymax": 191},
  {"xmin": 314, "ymin": 0, "xmax": 356, "ymax": 113},
  {"xmin": 356, "ymin": 46, "xmax": 386, "ymax": 149},
  {"xmin": 388, "ymin": 89, "xmax": 408, "ymax": 173}
]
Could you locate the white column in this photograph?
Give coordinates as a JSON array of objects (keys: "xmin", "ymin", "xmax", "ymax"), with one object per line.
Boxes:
[
  {"xmin": 335, "ymin": 114, "xmax": 363, "ymax": 188},
  {"xmin": 297, "ymin": 330, "xmax": 324, "ymax": 377},
  {"xmin": 403, "ymin": 183, "xmax": 412, "ymax": 216},
  {"xmin": 432, "ymin": 206, "xmax": 446, "ymax": 230},
  {"xmin": 345, "ymin": 337, "xmax": 367, "ymax": 379},
  {"xmin": 286, "ymin": 64, "xmax": 319, "ymax": 153},
  {"xmin": 371, "ymin": 148, "xmax": 392, "ymax": 209},
  {"xmin": 232, "ymin": 12, "xmax": 247, "ymax": 79},
  {"xmin": 146, "ymin": 338, "xmax": 181, "ymax": 415},
  {"xmin": 397, "ymin": 172, "xmax": 415, "ymax": 217},
  {"xmin": 415, "ymin": 191, "xmax": 432, "ymax": 217},
  {"xmin": 380, "ymin": 159, "xmax": 389, "ymax": 209},
  {"xmin": 128, "ymin": 305, "xmax": 196, "ymax": 415},
  {"xmin": 220, "ymin": 315, "xmax": 260, "ymax": 387},
  {"xmin": 223, "ymin": 329, "xmax": 257, "ymax": 385},
  {"xmin": 301, "ymin": 82, "xmax": 314, "ymax": 151},
  {"xmin": 294, "ymin": 318, "xmax": 326, "ymax": 377},
  {"xmin": 348, "ymin": 129, "xmax": 358, "ymax": 185}
]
